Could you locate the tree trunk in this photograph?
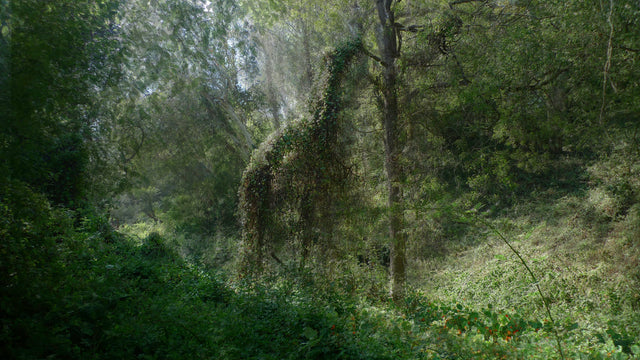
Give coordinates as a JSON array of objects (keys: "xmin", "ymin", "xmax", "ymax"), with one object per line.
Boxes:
[{"xmin": 375, "ymin": 0, "xmax": 406, "ymax": 303}]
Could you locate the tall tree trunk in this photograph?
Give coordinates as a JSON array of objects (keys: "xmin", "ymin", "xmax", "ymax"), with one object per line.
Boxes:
[{"xmin": 375, "ymin": 0, "xmax": 406, "ymax": 303}]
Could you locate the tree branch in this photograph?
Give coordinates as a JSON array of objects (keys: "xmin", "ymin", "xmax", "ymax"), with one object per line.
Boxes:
[
  {"xmin": 600, "ymin": 0, "xmax": 614, "ymax": 125},
  {"xmin": 512, "ymin": 67, "xmax": 570, "ymax": 91},
  {"xmin": 361, "ymin": 45, "xmax": 387, "ymax": 66},
  {"xmin": 449, "ymin": 0, "xmax": 485, "ymax": 8},
  {"xmin": 451, "ymin": 53, "xmax": 471, "ymax": 85},
  {"xmin": 270, "ymin": 251, "xmax": 284, "ymax": 266},
  {"xmin": 619, "ymin": 45, "xmax": 639, "ymax": 53},
  {"xmin": 395, "ymin": 23, "xmax": 425, "ymax": 33},
  {"xmin": 122, "ymin": 123, "xmax": 145, "ymax": 164}
]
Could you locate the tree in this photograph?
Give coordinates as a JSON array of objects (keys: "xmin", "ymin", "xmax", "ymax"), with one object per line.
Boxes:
[
  {"xmin": 238, "ymin": 39, "xmax": 365, "ymax": 274},
  {"xmin": 244, "ymin": 0, "xmax": 367, "ymax": 129},
  {"xmin": 1, "ymin": 0, "xmax": 122, "ymax": 207},
  {"xmin": 373, "ymin": 0, "xmax": 406, "ymax": 302},
  {"xmin": 106, "ymin": 0, "xmax": 257, "ymax": 239},
  {"xmin": 238, "ymin": 0, "xmax": 419, "ymax": 299}
]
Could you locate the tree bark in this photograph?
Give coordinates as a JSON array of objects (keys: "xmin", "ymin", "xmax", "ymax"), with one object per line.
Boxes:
[{"xmin": 375, "ymin": 0, "xmax": 406, "ymax": 303}]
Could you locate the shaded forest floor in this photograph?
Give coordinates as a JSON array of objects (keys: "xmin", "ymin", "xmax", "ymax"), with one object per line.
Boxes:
[{"xmin": 3, "ymin": 163, "xmax": 639, "ymax": 360}]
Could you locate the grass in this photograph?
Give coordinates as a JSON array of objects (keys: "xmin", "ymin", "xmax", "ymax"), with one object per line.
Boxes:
[{"xmin": 409, "ymin": 179, "xmax": 640, "ymax": 358}]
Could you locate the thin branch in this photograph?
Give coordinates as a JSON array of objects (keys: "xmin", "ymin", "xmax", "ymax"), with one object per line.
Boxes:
[
  {"xmin": 618, "ymin": 45, "xmax": 640, "ymax": 53},
  {"xmin": 397, "ymin": 25, "xmax": 402, "ymax": 55},
  {"xmin": 395, "ymin": 23, "xmax": 426, "ymax": 33},
  {"xmin": 600, "ymin": 0, "xmax": 614, "ymax": 125},
  {"xmin": 270, "ymin": 251, "xmax": 284, "ymax": 266},
  {"xmin": 361, "ymin": 45, "xmax": 387, "ymax": 66},
  {"xmin": 122, "ymin": 124, "xmax": 145, "ymax": 164},
  {"xmin": 475, "ymin": 215, "xmax": 566, "ymax": 360},
  {"xmin": 450, "ymin": 53, "xmax": 471, "ymax": 85},
  {"xmin": 511, "ymin": 67, "xmax": 570, "ymax": 92},
  {"xmin": 347, "ymin": 121, "xmax": 383, "ymax": 134},
  {"xmin": 449, "ymin": 0, "xmax": 485, "ymax": 8}
]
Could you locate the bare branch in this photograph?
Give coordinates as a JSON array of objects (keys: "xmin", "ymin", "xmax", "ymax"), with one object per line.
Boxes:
[
  {"xmin": 511, "ymin": 67, "xmax": 570, "ymax": 91},
  {"xmin": 619, "ymin": 45, "xmax": 640, "ymax": 53},
  {"xmin": 361, "ymin": 45, "xmax": 387, "ymax": 66},
  {"xmin": 394, "ymin": 23, "xmax": 425, "ymax": 33},
  {"xmin": 449, "ymin": 0, "xmax": 485, "ymax": 8},
  {"xmin": 270, "ymin": 252, "xmax": 284, "ymax": 266},
  {"xmin": 600, "ymin": 0, "xmax": 615, "ymax": 125},
  {"xmin": 451, "ymin": 53, "xmax": 471, "ymax": 85}
]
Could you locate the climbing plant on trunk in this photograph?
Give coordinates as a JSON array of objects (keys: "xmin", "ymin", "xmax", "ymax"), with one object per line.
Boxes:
[{"xmin": 238, "ymin": 39, "xmax": 364, "ymax": 274}]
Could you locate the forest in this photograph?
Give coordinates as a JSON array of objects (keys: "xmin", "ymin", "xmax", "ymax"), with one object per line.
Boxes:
[{"xmin": 1, "ymin": 0, "xmax": 639, "ymax": 358}]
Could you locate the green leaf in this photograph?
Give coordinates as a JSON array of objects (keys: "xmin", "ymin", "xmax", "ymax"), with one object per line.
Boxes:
[{"xmin": 303, "ymin": 326, "xmax": 317, "ymax": 340}]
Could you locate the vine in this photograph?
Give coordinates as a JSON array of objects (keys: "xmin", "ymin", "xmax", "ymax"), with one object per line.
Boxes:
[{"xmin": 238, "ymin": 38, "xmax": 364, "ymax": 274}]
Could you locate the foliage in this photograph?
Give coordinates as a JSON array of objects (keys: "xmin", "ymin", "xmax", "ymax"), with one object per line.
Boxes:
[
  {"xmin": 1, "ymin": 0, "xmax": 122, "ymax": 207},
  {"xmin": 2, "ymin": 0, "xmax": 640, "ymax": 358},
  {"xmin": 238, "ymin": 38, "xmax": 365, "ymax": 273},
  {"xmin": 399, "ymin": 0, "xmax": 639, "ymax": 211},
  {"xmin": 106, "ymin": 0, "xmax": 256, "ymax": 242},
  {"xmin": 412, "ymin": 189, "xmax": 640, "ymax": 357},
  {"xmin": 2, "ymin": 204, "xmax": 637, "ymax": 359}
]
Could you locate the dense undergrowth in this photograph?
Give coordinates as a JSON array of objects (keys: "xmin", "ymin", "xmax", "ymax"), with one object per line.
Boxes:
[
  {"xmin": 409, "ymin": 158, "xmax": 640, "ymax": 359},
  {"xmin": 2, "ymin": 177, "xmax": 639, "ymax": 359}
]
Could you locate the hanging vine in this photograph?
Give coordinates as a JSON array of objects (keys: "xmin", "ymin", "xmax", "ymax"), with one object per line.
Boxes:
[{"xmin": 238, "ymin": 38, "xmax": 364, "ymax": 274}]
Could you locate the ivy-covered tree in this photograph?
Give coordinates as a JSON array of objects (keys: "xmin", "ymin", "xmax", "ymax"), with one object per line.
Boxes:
[{"xmin": 239, "ymin": 39, "xmax": 365, "ymax": 274}]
